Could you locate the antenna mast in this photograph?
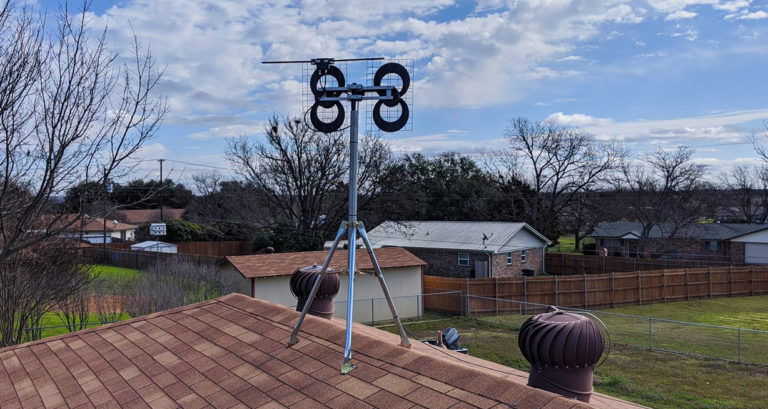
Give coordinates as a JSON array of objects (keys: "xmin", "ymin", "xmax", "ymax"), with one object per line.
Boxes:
[{"xmin": 264, "ymin": 57, "xmax": 412, "ymax": 374}]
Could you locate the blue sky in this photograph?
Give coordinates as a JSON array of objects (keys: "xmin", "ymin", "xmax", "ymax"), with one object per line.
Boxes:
[{"xmin": 35, "ymin": 0, "xmax": 768, "ymax": 182}]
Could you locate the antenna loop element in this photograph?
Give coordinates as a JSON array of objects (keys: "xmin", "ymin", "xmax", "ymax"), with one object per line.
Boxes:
[
  {"xmin": 310, "ymin": 101, "xmax": 345, "ymax": 133},
  {"xmin": 310, "ymin": 65, "xmax": 346, "ymax": 108},
  {"xmin": 373, "ymin": 99, "xmax": 409, "ymax": 132},
  {"xmin": 374, "ymin": 63, "xmax": 410, "ymax": 107}
]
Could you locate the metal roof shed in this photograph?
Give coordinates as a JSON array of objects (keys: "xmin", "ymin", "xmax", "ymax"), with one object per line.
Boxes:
[{"xmin": 130, "ymin": 240, "xmax": 178, "ymax": 253}]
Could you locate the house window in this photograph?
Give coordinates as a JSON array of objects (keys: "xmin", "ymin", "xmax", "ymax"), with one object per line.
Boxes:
[
  {"xmin": 521, "ymin": 250, "xmax": 527, "ymax": 263},
  {"xmin": 506, "ymin": 252, "xmax": 513, "ymax": 264},
  {"xmin": 458, "ymin": 253, "xmax": 470, "ymax": 266},
  {"xmin": 604, "ymin": 239, "xmax": 621, "ymax": 247},
  {"xmin": 705, "ymin": 240, "xmax": 722, "ymax": 251}
]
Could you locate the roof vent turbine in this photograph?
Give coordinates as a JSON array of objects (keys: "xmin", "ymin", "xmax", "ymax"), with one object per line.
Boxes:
[{"xmin": 518, "ymin": 310, "xmax": 607, "ymax": 403}]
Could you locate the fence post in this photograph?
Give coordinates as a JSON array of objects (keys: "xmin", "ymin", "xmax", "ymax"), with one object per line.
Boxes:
[
  {"xmin": 555, "ymin": 275, "xmax": 559, "ymax": 306},
  {"xmin": 648, "ymin": 318, "xmax": 653, "ymax": 350},
  {"xmin": 750, "ymin": 265, "xmax": 754, "ymax": 296},
  {"xmin": 663, "ymin": 270, "xmax": 667, "ymax": 302},
  {"xmin": 709, "ymin": 267, "xmax": 713, "ymax": 298},
  {"xmin": 737, "ymin": 328, "xmax": 742, "ymax": 364},
  {"xmin": 633, "ymin": 257, "xmax": 637, "ymax": 272},
  {"xmin": 523, "ymin": 276, "xmax": 528, "ymax": 315},
  {"xmin": 685, "ymin": 268, "xmax": 690, "ymax": 301},
  {"xmin": 584, "ymin": 274, "xmax": 588, "ymax": 309},
  {"xmin": 728, "ymin": 265, "xmax": 732, "ymax": 297},
  {"xmin": 602, "ymin": 256, "xmax": 606, "ymax": 275},
  {"xmin": 611, "ymin": 272, "xmax": 615, "ymax": 308},
  {"xmin": 495, "ymin": 277, "xmax": 499, "ymax": 316},
  {"xmin": 638, "ymin": 272, "xmax": 642, "ymax": 305},
  {"xmin": 466, "ymin": 278, "xmax": 470, "ymax": 317},
  {"xmin": 417, "ymin": 295, "xmax": 421, "ymax": 320}
]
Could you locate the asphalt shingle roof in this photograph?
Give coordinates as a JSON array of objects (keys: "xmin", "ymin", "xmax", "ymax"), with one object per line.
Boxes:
[
  {"xmin": 367, "ymin": 221, "xmax": 551, "ymax": 253},
  {"xmin": 224, "ymin": 247, "xmax": 427, "ymax": 279},
  {"xmin": 591, "ymin": 221, "xmax": 768, "ymax": 240},
  {"xmin": 0, "ymin": 293, "xmax": 629, "ymax": 409}
]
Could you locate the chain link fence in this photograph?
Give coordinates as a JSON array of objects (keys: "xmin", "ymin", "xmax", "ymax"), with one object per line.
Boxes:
[{"xmin": 465, "ymin": 295, "xmax": 768, "ymax": 366}]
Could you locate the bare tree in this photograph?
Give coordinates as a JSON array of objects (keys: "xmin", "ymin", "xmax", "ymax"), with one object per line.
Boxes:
[
  {"xmin": 125, "ymin": 258, "xmax": 230, "ymax": 317},
  {"xmin": 56, "ymin": 285, "xmax": 91, "ymax": 333},
  {"xmin": 227, "ymin": 116, "xmax": 393, "ymax": 250},
  {"xmin": 719, "ymin": 165, "xmax": 768, "ymax": 224},
  {"xmin": 0, "ymin": 1, "xmax": 167, "ymax": 262},
  {"xmin": 616, "ymin": 146, "xmax": 714, "ymax": 255},
  {"xmin": 494, "ymin": 117, "xmax": 625, "ymax": 241},
  {"xmin": 0, "ymin": 239, "xmax": 91, "ymax": 346},
  {"xmin": 92, "ymin": 277, "xmax": 128, "ymax": 325}
]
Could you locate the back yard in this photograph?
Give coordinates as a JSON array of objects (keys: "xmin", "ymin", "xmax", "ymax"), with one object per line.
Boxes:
[{"xmin": 386, "ymin": 295, "xmax": 768, "ymax": 409}]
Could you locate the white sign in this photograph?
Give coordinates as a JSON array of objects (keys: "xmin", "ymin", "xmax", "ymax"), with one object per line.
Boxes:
[{"xmin": 150, "ymin": 223, "xmax": 167, "ymax": 236}]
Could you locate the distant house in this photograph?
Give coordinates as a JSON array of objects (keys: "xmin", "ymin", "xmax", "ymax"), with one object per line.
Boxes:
[
  {"xmin": 130, "ymin": 240, "xmax": 178, "ymax": 253},
  {"xmin": 591, "ymin": 221, "xmax": 768, "ymax": 263},
  {"xmin": 219, "ymin": 247, "xmax": 427, "ymax": 322},
  {"xmin": 56, "ymin": 214, "xmax": 138, "ymax": 244},
  {"xmin": 367, "ymin": 221, "xmax": 551, "ymax": 278},
  {"xmin": 115, "ymin": 207, "xmax": 185, "ymax": 224}
]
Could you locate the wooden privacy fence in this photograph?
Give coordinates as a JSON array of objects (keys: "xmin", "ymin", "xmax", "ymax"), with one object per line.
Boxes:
[
  {"xmin": 107, "ymin": 241, "xmax": 252, "ymax": 257},
  {"xmin": 546, "ymin": 253, "xmax": 736, "ymax": 275},
  {"xmin": 423, "ymin": 265, "xmax": 768, "ymax": 315}
]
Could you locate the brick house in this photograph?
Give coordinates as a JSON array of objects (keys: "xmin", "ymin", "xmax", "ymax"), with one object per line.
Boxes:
[
  {"xmin": 367, "ymin": 221, "xmax": 551, "ymax": 278},
  {"xmin": 591, "ymin": 221, "xmax": 768, "ymax": 263}
]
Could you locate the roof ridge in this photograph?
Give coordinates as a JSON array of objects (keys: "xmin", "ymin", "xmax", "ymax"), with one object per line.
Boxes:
[{"xmin": 0, "ymin": 298, "xmax": 221, "ymax": 354}]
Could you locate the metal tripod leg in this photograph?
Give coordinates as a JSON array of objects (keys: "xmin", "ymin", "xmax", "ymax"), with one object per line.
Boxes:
[
  {"xmin": 288, "ymin": 223, "xmax": 347, "ymax": 346},
  {"xmin": 357, "ymin": 223, "xmax": 411, "ymax": 349},
  {"xmin": 341, "ymin": 223, "xmax": 357, "ymax": 374}
]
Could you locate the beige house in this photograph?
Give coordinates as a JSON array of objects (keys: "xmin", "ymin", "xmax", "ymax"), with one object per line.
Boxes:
[{"xmin": 220, "ymin": 247, "xmax": 427, "ymax": 323}]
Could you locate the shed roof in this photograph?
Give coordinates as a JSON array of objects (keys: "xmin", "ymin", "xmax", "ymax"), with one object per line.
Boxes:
[
  {"xmin": 591, "ymin": 221, "xmax": 768, "ymax": 240},
  {"xmin": 224, "ymin": 247, "xmax": 427, "ymax": 279},
  {"xmin": 130, "ymin": 240, "xmax": 178, "ymax": 249},
  {"xmin": 0, "ymin": 293, "xmax": 643, "ymax": 409},
  {"xmin": 367, "ymin": 221, "xmax": 551, "ymax": 253}
]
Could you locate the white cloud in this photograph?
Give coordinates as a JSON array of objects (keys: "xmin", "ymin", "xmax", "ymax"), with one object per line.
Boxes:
[
  {"xmin": 553, "ymin": 109, "xmax": 768, "ymax": 146},
  {"xmin": 389, "ymin": 133, "xmax": 505, "ymax": 155},
  {"xmin": 665, "ymin": 10, "xmax": 698, "ymax": 20},
  {"xmin": 187, "ymin": 123, "xmax": 267, "ymax": 140},
  {"xmin": 737, "ymin": 10, "xmax": 768, "ymax": 19},
  {"xmin": 79, "ymin": 0, "xmax": 656, "ymax": 120},
  {"xmin": 545, "ymin": 112, "xmax": 613, "ymax": 127}
]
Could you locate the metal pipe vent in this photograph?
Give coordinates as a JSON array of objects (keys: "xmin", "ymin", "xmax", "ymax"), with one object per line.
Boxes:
[
  {"xmin": 518, "ymin": 310, "xmax": 605, "ymax": 403},
  {"xmin": 289, "ymin": 265, "xmax": 340, "ymax": 319}
]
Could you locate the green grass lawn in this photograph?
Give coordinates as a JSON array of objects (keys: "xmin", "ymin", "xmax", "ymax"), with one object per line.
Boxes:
[
  {"xmin": 30, "ymin": 312, "xmax": 132, "ymax": 340},
  {"xmin": 385, "ymin": 316, "xmax": 768, "ymax": 409},
  {"xmin": 480, "ymin": 295, "xmax": 768, "ymax": 365},
  {"xmin": 550, "ymin": 234, "xmax": 594, "ymax": 253},
  {"xmin": 90, "ymin": 264, "xmax": 140, "ymax": 281},
  {"xmin": 604, "ymin": 295, "xmax": 768, "ymax": 331}
]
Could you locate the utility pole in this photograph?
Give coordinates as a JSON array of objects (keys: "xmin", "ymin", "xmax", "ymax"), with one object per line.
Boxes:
[{"xmin": 157, "ymin": 159, "xmax": 165, "ymax": 220}]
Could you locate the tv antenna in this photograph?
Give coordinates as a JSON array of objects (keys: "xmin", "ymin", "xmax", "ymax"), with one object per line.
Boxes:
[{"xmin": 263, "ymin": 57, "xmax": 412, "ymax": 374}]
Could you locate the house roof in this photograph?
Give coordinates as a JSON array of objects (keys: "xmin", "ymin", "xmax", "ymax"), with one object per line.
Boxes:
[
  {"xmin": 224, "ymin": 247, "xmax": 427, "ymax": 279},
  {"xmin": 58, "ymin": 214, "xmax": 138, "ymax": 232},
  {"xmin": 130, "ymin": 240, "xmax": 178, "ymax": 249},
  {"xmin": 591, "ymin": 221, "xmax": 768, "ymax": 240},
  {"xmin": 0, "ymin": 293, "xmax": 639, "ymax": 409},
  {"xmin": 367, "ymin": 221, "xmax": 552, "ymax": 253},
  {"xmin": 116, "ymin": 208, "xmax": 185, "ymax": 224}
]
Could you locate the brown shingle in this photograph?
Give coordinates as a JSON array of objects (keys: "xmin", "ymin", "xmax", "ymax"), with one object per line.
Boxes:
[
  {"xmin": 0, "ymin": 293, "xmax": 644, "ymax": 409},
  {"xmin": 224, "ymin": 247, "xmax": 427, "ymax": 278}
]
